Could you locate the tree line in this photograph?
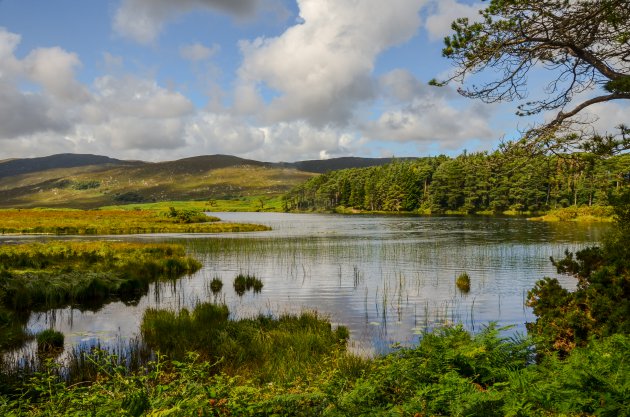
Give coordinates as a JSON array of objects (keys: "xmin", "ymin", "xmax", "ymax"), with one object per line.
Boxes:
[{"xmin": 283, "ymin": 152, "xmax": 630, "ymax": 213}]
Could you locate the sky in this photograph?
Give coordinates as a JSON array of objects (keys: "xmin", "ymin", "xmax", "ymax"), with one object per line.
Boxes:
[{"xmin": 0, "ymin": 0, "xmax": 627, "ymax": 163}]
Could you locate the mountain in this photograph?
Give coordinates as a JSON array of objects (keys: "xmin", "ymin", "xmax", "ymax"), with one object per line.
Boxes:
[
  {"xmin": 282, "ymin": 156, "xmax": 417, "ymax": 173},
  {"xmin": 0, "ymin": 153, "xmax": 411, "ymax": 209},
  {"xmin": 0, "ymin": 153, "xmax": 138, "ymax": 178}
]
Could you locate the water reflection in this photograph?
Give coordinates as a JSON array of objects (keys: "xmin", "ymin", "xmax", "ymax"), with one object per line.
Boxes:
[{"xmin": 16, "ymin": 213, "xmax": 609, "ymax": 355}]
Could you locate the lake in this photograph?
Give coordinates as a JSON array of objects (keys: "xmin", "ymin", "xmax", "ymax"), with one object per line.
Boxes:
[{"xmin": 21, "ymin": 213, "xmax": 609, "ymax": 355}]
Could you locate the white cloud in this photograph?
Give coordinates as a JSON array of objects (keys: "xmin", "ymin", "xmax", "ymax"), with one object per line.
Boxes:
[
  {"xmin": 114, "ymin": 0, "xmax": 261, "ymax": 44},
  {"xmin": 180, "ymin": 42, "xmax": 220, "ymax": 61},
  {"xmin": 424, "ymin": 0, "xmax": 483, "ymax": 41},
  {"xmin": 363, "ymin": 69, "xmax": 494, "ymax": 148},
  {"xmin": 23, "ymin": 47, "xmax": 89, "ymax": 102},
  {"xmin": 236, "ymin": 0, "xmax": 427, "ymax": 126}
]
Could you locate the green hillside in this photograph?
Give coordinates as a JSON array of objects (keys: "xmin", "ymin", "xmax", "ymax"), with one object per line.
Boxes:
[{"xmin": 0, "ymin": 155, "xmax": 314, "ymax": 209}]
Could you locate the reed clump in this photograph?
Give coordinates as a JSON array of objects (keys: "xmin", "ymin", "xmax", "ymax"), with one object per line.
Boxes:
[
  {"xmin": 36, "ymin": 329, "xmax": 64, "ymax": 353},
  {"xmin": 456, "ymin": 272, "xmax": 471, "ymax": 292},
  {"xmin": 209, "ymin": 277, "xmax": 223, "ymax": 294},
  {"xmin": 233, "ymin": 273, "xmax": 263, "ymax": 296},
  {"xmin": 141, "ymin": 302, "xmax": 349, "ymax": 382}
]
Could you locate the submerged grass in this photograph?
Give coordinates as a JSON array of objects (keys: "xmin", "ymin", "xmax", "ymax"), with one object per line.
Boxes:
[
  {"xmin": 0, "ymin": 241, "xmax": 202, "ymax": 311},
  {"xmin": 0, "ymin": 208, "xmax": 270, "ymax": 235}
]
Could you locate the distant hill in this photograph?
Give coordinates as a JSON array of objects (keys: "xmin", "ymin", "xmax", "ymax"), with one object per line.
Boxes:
[
  {"xmin": 0, "ymin": 153, "xmax": 137, "ymax": 178},
  {"xmin": 0, "ymin": 153, "xmax": 411, "ymax": 208},
  {"xmin": 282, "ymin": 156, "xmax": 417, "ymax": 173}
]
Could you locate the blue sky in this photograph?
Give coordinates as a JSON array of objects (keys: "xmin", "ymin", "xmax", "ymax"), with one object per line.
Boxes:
[{"xmin": 0, "ymin": 0, "xmax": 626, "ymax": 162}]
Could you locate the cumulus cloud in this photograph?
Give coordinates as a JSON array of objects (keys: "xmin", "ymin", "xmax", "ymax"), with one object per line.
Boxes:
[
  {"xmin": 423, "ymin": 0, "xmax": 483, "ymax": 41},
  {"xmin": 114, "ymin": 0, "xmax": 260, "ymax": 44},
  {"xmin": 363, "ymin": 69, "xmax": 494, "ymax": 148},
  {"xmin": 236, "ymin": 0, "xmax": 427, "ymax": 126},
  {"xmin": 0, "ymin": 27, "xmax": 195, "ymax": 155},
  {"xmin": 180, "ymin": 42, "xmax": 220, "ymax": 61}
]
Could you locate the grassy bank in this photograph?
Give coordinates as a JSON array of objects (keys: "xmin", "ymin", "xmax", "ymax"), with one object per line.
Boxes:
[
  {"xmin": 101, "ymin": 196, "xmax": 286, "ymax": 212},
  {"xmin": 0, "ymin": 321, "xmax": 626, "ymax": 416},
  {"xmin": 0, "ymin": 208, "xmax": 270, "ymax": 235},
  {"xmin": 0, "ymin": 241, "xmax": 202, "ymax": 311},
  {"xmin": 528, "ymin": 205, "xmax": 615, "ymax": 222}
]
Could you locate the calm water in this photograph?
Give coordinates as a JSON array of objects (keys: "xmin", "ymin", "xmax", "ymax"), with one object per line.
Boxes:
[{"xmin": 21, "ymin": 213, "xmax": 609, "ymax": 355}]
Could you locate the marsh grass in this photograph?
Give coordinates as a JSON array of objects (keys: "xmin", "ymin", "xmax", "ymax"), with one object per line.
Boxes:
[
  {"xmin": 1, "ymin": 326, "xmax": 627, "ymax": 416},
  {"xmin": 0, "ymin": 208, "xmax": 270, "ymax": 235},
  {"xmin": 456, "ymin": 272, "xmax": 471, "ymax": 293},
  {"xmin": 0, "ymin": 241, "xmax": 202, "ymax": 311},
  {"xmin": 36, "ymin": 329, "xmax": 64, "ymax": 353},
  {"xmin": 141, "ymin": 302, "xmax": 349, "ymax": 383},
  {"xmin": 233, "ymin": 273, "xmax": 263, "ymax": 296},
  {"xmin": 209, "ymin": 277, "xmax": 223, "ymax": 294}
]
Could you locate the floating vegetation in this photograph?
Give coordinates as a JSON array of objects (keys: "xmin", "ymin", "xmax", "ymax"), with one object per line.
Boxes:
[
  {"xmin": 0, "ymin": 208, "xmax": 270, "ymax": 235},
  {"xmin": 233, "ymin": 273, "xmax": 263, "ymax": 296},
  {"xmin": 456, "ymin": 272, "xmax": 471, "ymax": 292}
]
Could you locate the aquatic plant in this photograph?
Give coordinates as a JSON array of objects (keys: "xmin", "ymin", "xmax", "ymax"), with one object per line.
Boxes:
[
  {"xmin": 209, "ymin": 277, "xmax": 223, "ymax": 294},
  {"xmin": 456, "ymin": 272, "xmax": 471, "ymax": 292},
  {"xmin": 141, "ymin": 303, "xmax": 348, "ymax": 382},
  {"xmin": 36, "ymin": 329, "xmax": 64, "ymax": 353},
  {"xmin": 0, "ymin": 241, "xmax": 202, "ymax": 311},
  {"xmin": 233, "ymin": 273, "xmax": 263, "ymax": 296}
]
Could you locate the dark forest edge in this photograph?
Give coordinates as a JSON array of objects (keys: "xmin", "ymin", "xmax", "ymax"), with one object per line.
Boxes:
[{"xmin": 283, "ymin": 151, "xmax": 630, "ymax": 220}]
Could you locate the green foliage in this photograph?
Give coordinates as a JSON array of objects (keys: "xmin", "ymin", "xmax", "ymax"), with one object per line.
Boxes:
[
  {"xmin": 437, "ymin": 0, "xmax": 630, "ymax": 155},
  {"xmin": 36, "ymin": 329, "xmax": 64, "ymax": 353},
  {"xmin": 162, "ymin": 206, "xmax": 210, "ymax": 223},
  {"xmin": 70, "ymin": 180, "xmax": 100, "ymax": 190},
  {"xmin": 233, "ymin": 273, "xmax": 263, "ymax": 296},
  {"xmin": 209, "ymin": 277, "xmax": 223, "ymax": 294},
  {"xmin": 113, "ymin": 191, "xmax": 145, "ymax": 203},
  {"xmin": 141, "ymin": 303, "xmax": 349, "ymax": 383},
  {"xmin": 527, "ymin": 189, "xmax": 630, "ymax": 355},
  {"xmin": 286, "ymin": 152, "xmax": 630, "ymax": 215},
  {"xmin": 3, "ymin": 325, "xmax": 627, "ymax": 416},
  {"xmin": 0, "ymin": 241, "xmax": 202, "ymax": 311}
]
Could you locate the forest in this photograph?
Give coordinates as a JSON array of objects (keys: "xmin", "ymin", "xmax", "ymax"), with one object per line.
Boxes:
[{"xmin": 283, "ymin": 151, "xmax": 630, "ymax": 214}]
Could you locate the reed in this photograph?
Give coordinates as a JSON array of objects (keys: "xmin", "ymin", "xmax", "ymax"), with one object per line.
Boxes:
[
  {"xmin": 233, "ymin": 273, "xmax": 264, "ymax": 296},
  {"xmin": 36, "ymin": 329, "xmax": 64, "ymax": 353},
  {"xmin": 141, "ymin": 302, "xmax": 349, "ymax": 382},
  {"xmin": 209, "ymin": 277, "xmax": 223, "ymax": 294}
]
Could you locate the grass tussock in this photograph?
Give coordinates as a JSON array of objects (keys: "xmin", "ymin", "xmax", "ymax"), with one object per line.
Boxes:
[
  {"xmin": 36, "ymin": 329, "xmax": 64, "ymax": 353},
  {"xmin": 141, "ymin": 303, "xmax": 348, "ymax": 383},
  {"xmin": 0, "ymin": 325, "xmax": 627, "ymax": 416},
  {"xmin": 456, "ymin": 272, "xmax": 471, "ymax": 292},
  {"xmin": 0, "ymin": 241, "xmax": 202, "ymax": 311},
  {"xmin": 233, "ymin": 273, "xmax": 263, "ymax": 296},
  {"xmin": 0, "ymin": 208, "xmax": 270, "ymax": 235}
]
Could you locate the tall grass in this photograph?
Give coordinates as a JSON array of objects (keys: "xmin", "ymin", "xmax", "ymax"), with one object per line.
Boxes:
[
  {"xmin": 0, "ymin": 208, "xmax": 270, "ymax": 234},
  {"xmin": 0, "ymin": 241, "xmax": 202, "ymax": 311},
  {"xmin": 1, "ymin": 325, "xmax": 627, "ymax": 416},
  {"xmin": 141, "ymin": 302, "xmax": 349, "ymax": 382}
]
